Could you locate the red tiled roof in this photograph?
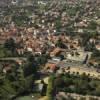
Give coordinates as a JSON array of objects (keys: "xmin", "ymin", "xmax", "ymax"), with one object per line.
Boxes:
[{"xmin": 46, "ymin": 63, "xmax": 57, "ymax": 70}]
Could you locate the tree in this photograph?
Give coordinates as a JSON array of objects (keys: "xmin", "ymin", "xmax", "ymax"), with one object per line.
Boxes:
[
  {"xmin": 16, "ymin": 65, "xmax": 35, "ymax": 93},
  {"xmin": 23, "ymin": 61, "xmax": 37, "ymax": 77},
  {"xmin": 54, "ymin": 77, "xmax": 64, "ymax": 87},
  {"xmin": 88, "ymin": 21, "xmax": 97, "ymax": 30},
  {"xmin": 81, "ymin": 72, "xmax": 87, "ymax": 80},
  {"xmin": 81, "ymin": 33, "xmax": 90, "ymax": 46},
  {"xmin": 56, "ymin": 38, "xmax": 66, "ymax": 49},
  {"xmin": 46, "ymin": 75, "xmax": 55, "ymax": 100},
  {"xmin": 92, "ymin": 49, "xmax": 100, "ymax": 58},
  {"xmin": 0, "ymin": 46, "xmax": 6, "ymax": 57},
  {"xmin": 14, "ymin": 54, "xmax": 38, "ymax": 93},
  {"xmin": 4, "ymin": 38, "xmax": 16, "ymax": 55},
  {"xmin": 95, "ymin": 85, "xmax": 100, "ymax": 96},
  {"xmin": 37, "ymin": 54, "xmax": 48, "ymax": 65},
  {"xmin": 24, "ymin": 75, "xmax": 34, "ymax": 92}
]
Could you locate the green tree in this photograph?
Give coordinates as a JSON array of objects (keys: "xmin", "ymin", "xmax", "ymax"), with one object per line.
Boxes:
[
  {"xmin": 88, "ymin": 21, "xmax": 97, "ymax": 30},
  {"xmin": 92, "ymin": 49, "xmax": 100, "ymax": 58},
  {"xmin": 23, "ymin": 54, "xmax": 38, "ymax": 76},
  {"xmin": 4, "ymin": 38, "xmax": 16, "ymax": 55},
  {"xmin": 95, "ymin": 85, "xmax": 100, "ymax": 96},
  {"xmin": 46, "ymin": 75, "xmax": 55, "ymax": 100},
  {"xmin": 0, "ymin": 46, "xmax": 6, "ymax": 57},
  {"xmin": 56, "ymin": 38, "xmax": 66, "ymax": 48}
]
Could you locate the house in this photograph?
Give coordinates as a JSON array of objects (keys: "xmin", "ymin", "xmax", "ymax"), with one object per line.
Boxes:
[
  {"xmin": 88, "ymin": 59, "xmax": 99, "ymax": 67},
  {"xmin": 38, "ymin": 80, "xmax": 47, "ymax": 96},
  {"xmin": 3, "ymin": 64, "xmax": 12, "ymax": 74},
  {"xmin": 16, "ymin": 59, "xmax": 23, "ymax": 65},
  {"xmin": 95, "ymin": 44, "xmax": 100, "ymax": 50},
  {"xmin": 16, "ymin": 48, "xmax": 24, "ymax": 55},
  {"xmin": 52, "ymin": 57, "xmax": 61, "ymax": 62},
  {"xmin": 50, "ymin": 47, "xmax": 61, "ymax": 57},
  {"xmin": 77, "ymin": 29, "xmax": 83, "ymax": 33},
  {"xmin": 35, "ymin": 47, "xmax": 42, "ymax": 55},
  {"xmin": 45, "ymin": 63, "xmax": 57, "ymax": 72},
  {"xmin": 89, "ymin": 38, "xmax": 95, "ymax": 44},
  {"xmin": 27, "ymin": 47, "xmax": 33, "ymax": 52},
  {"xmin": 27, "ymin": 27, "xmax": 34, "ymax": 33}
]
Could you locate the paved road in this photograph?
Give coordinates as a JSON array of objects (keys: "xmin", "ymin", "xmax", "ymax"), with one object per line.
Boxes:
[
  {"xmin": 15, "ymin": 95, "xmax": 38, "ymax": 100},
  {"xmin": 0, "ymin": 57, "xmax": 27, "ymax": 61}
]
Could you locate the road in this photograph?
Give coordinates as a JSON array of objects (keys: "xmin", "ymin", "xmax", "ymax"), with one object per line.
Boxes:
[{"xmin": 0, "ymin": 57, "xmax": 27, "ymax": 61}]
